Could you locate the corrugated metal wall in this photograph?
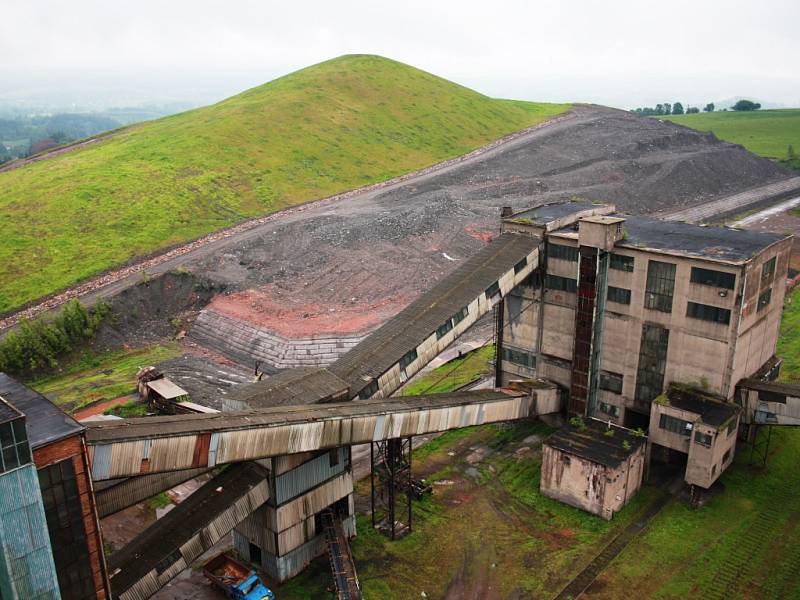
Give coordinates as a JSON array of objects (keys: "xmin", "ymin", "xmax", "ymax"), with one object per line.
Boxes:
[
  {"xmin": 95, "ymin": 467, "xmax": 209, "ymax": 518},
  {"xmin": 0, "ymin": 465, "xmax": 61, "ymax": 600},
  {"xmin": 273, "ymin": 446, "xmax": 348, "ymax": 505}
]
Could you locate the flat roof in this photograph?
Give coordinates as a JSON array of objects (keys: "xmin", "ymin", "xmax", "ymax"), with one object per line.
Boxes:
[
  {"xmin": 225, "ymin": 367, "xmax": 349, "ymax": 409},
  {"xmin": 147, "ymin": 378, "xmax": 189, "ymax": 400},
  {"xmin": 0, "ymin": 373, "xmax": 83, "ymax": 448},
  {"xmin": 511, "ymin": 201, "xmax": 607, "ymax": 225},
  {"xmin": 329, "ymin": 233, "xmax": 538, "ymax": 395},
  {"xmin": 0, "ymin": 395, "xmax": 23, "ymax": 424},
  {"xmin": 614, "ymin": 216, "xmax": 785, "ymax": 263},
  {"xmin": 545, "ymin": 419, "xmax": 646, "ymax": 469},
  {"xmin": 661, "ymin": 385, "xmax": 739, "ymax": 428}
]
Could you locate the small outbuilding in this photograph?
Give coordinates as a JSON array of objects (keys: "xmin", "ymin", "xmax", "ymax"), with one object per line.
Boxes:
[{"xmin": 541, "ymin": 418, "xmax": 646, "ymax": 520}]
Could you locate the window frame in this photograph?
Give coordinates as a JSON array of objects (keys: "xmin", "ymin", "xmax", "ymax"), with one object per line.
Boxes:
[
  {"xmin": 644, "ymin": 260, "xmax": 676, "ymax": 313},
  {"xmin": 694, "ymin": 431, "xmax": 713, "ymax": 447},
  {"xmin": 545, "ymin": 274, "xmax": 578, "ymax": 294},
  {"xmin": 599, "ymin": 372, "xmax": 624, "ymax": 394},
  {"xmin": 659, "ymin": 413, "xmax": 693, "ymax": 436},
  {"xmin": 609, "ymin": 253, "xmax": 634, "ymax": 272},
  {"xmin": 686, "ymin": 301, "xmax": 731, "ymax": 325},
  {"xmin": 690, "ymin": 267, "xmax": 736, "ymax": 290},
  {"xmin": 548, "ymin": 243, "xmax": 579, "ymax": 262},
  {"xmin": 757, "ymin": 288, "xmax": 772, "ymax": 312},
  {"xmin": 607, "ymin": 286, "xmax": 631, "ymax": 305}
]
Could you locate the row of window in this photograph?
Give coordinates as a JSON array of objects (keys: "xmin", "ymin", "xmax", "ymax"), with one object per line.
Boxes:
[
  {"xmin": 659, "ymin": 413, "xmax": 693, "ymax": 435},
  {"xmin": 686, "ymin": 301, "xmax": 731, "ymax": 325},
  {"xmin": 502, "ymin": 347, "xmax": 536, "ymax": 369},
  {"xmin": 436, "ymin": 305, "xmax": 470, "ymax": 340},
  {"xmin": 545, "ymin": 274, "xmax": 577, "ymax": 293}
]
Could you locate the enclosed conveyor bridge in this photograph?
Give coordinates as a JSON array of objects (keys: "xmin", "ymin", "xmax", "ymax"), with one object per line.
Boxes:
[
  {"xmin": 738, "ymin": 379, "xmax": 800, "ymax": 426},
  {"xmin": 86, "ymin": 386, "xmax": 560, "ymax": 481}
]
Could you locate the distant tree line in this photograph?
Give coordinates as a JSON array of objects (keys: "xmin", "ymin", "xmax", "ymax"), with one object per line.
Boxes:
[{"xmin": 632, "ymin": 99, "xmax": 762, "ymax": 117}]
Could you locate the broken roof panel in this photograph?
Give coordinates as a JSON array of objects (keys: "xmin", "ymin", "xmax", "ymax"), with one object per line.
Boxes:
[
  {"xmin": 544, "ymin": 419, "xmax": 645, "ymax": 469},
  {"xmin": 225, "ymin": 367, "xmax": 350, "ymax": 409},
  {"xmin": 146, "ymin": 378, "xmax": 189, "ymax": 400}
]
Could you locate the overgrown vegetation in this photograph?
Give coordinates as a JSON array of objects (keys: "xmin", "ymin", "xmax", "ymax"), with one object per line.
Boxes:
[
  {"xmin": 31, "ymin": 342, "xmax": 181, "ymax": 412},
  {"xmin": 0, "ymin": 299, "xmax": 109, "ymax": 375},
  {"xmin": 103, "ymin": 399, "xmax": 148, "ymax": 418},
  {"xmin": 0, "ymin": 55, "xmax": 570, "ymax": 314},
  {"xmin": 401, "ymin": 344, "xmax": 496, "ymax": 395}
]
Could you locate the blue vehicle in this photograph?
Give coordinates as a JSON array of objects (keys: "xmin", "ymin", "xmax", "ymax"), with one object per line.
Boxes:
[{"xmin": 203, "ymin": 553, "xmax": 275, "ymax": 600}]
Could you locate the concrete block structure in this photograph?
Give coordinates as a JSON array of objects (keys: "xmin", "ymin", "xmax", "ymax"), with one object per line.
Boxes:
[
  {"xmin": 541, "ymin": 419, "xmax": 646, "ymax": 519},
  {"xmin": 495, "ymin": 201, "xmax": 791, "ymax": 510}
]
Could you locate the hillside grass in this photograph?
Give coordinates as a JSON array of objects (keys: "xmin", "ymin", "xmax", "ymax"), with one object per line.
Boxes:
[
  {"xmin": 663, "ymin": 108, "xmax": 800, "ymax": 159},
  {"xmin": 0, "ymin": 54, "xmax": 569, "ymax": 314},
  {"xmin": 401, "ymin": 344, "xmax": 496, "ymax": 395}
]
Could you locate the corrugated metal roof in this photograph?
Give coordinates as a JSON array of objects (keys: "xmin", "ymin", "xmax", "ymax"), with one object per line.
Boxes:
[
  {"xmin": 147, "ymin": 378, "xmax": 189, "ymax": 400},
  {"xmin": 544, "ymin": 420, "xmax": 645, "ymax": 469},
  {"xmin": 329, "ymin": 234, "xmax": 539, "ymax": 394},
  {"xmin": 86, "ymin": 389, "xmax": 523, "ymax": 442},
  {"xmin": 107, "ymin": 461, "xmax": 268, "ymax": 597},
  {"xmin": 226, "ymin": 367, "xmax": 350, "ymax": 409},
  {"xmin": 0, "ymin": 372, "xmax": 84, "ymax": 448}
]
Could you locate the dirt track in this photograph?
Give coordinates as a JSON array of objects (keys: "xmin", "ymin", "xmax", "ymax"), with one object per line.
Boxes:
[{"xmin": 4, "ymin": 105, "xmax": 796, "ymax": 368}]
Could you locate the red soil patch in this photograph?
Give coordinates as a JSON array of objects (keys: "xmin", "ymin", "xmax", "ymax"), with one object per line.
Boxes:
[
  {"xmin": 209, "ymin": 286, "xmax": 409, "ymax": 337},
  {"xmin": 73, "ymin": 394, "xmax": 135, "ymax": 420},
  {"xmin": 465, "ymin": 224, "xmax": 498, "ymax": 243}
]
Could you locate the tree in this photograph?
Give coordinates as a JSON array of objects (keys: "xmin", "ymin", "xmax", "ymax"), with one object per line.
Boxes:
[
  {"xmin": 686, "ymin": 107, "xmax": 700, "ymax": 114},
  {"xmin": 672, "ymin": 102, "xmax": 684, "ymax": 115},
  {"xmin": 732, "ymin": 99, "xmax": 761, "ymax": 111},
  {"xmin": 663, "ymin": 103, "xmax": 672, "ymax": 115},
  {"xmin": 655, "ymin": 104, "xmax": 664, "ymax": 115},
  {"xmin": 704, "ymin": 102, "xmax": 715, "ymax": 112}
]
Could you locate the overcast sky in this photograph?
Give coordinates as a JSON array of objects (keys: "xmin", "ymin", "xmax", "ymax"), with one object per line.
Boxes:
[{"xmin": 2, "ymin": 0, "xmax": 798, "ymax": 110}]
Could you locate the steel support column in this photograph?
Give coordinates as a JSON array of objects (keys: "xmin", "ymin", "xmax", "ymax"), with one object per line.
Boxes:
[{"xmin": 369, "ymin": 437, "xmax": 413, "ymax": 540}]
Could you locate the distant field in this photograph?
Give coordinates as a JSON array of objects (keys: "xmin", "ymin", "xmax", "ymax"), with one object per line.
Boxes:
[
  {"xmin": 664, "ymin": 109, "xmax": 800, "ymax": 159},
  {"xmin": 0, "ymin": 54, "xmax": 569, "ymax": 314}
]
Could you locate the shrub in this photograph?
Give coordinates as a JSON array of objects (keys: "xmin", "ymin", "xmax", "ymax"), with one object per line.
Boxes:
[{"xmin": 0, "ymin": 300, "xmax": 109, "ymax": 375}]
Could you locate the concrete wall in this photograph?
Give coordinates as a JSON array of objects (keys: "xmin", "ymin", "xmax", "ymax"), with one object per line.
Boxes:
[{"xmin": 539, "ymin": 443, "xmax": 645, "ymax": 520}]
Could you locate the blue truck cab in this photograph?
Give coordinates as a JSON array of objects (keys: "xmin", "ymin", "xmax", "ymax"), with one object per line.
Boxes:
[{"xmin": 203, "ymin": 553, "xmax": 275, "ymax": 600}]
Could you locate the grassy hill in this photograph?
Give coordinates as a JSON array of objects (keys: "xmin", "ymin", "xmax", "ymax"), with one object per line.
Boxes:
[
  {"xmin": 0, "ymin": 54, "xmax": 569, "ymax": 314},
  {"xmin": 664, "ymin": 109, "xmax": 800, "ymax": 159}
]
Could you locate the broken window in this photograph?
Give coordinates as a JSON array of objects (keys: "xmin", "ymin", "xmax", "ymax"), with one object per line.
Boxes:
[
  {"xmin": 644, "ymin": 260, "xmax": 676, "ymax": 312},
  {"xmin": 0, "ymin": 418, "xmax": 31, "ymax": 474},
  {"xmin": 358, "ymin": 380, "xmax": 379, "ymax": 400},
  {"xmin": 607, "ymin": 286, "xmax": 631, "ymax": 305},
  {"xmin": 727, "ymin": 419, "xmax": 737, "ymax": 437},
  {"xmin": 761, "ymin": 256, "xmax": 776, "ymax": 282},
  {"xmin": 452, "ymin": 306, "xmax": 469, "ymax": 325},
  {"xmin": 599, "ymin": 372, "xmax": 623, "ymax": 394},
  {"xmin": 691, "ymin": 267, "xmax": 735, "ymax": 290},
  {"xmin": 635, "ymin": 324, "xmax": 669, "ymax": 404},
  {"xmin": 485, "ymin": 281, "xmax": 501, "ymax": 299},
  {"xmin": 329, "ymin": 448, "xmax": 340, "ymax": 467},
  {"xmin": 659, "ymin": 413, "xmax": 693, "ymax": 436},
  {"xmin": 598, "ymin": 401, "xmax": 620, "ymax": 417},
  {"xmin": 399, "ymin": 349, "xmax": 418, "ymax": 370},
  {"xmin": 545, "ymin": 274, "xmax": 577, "ymax": 293},
  {"xmin": 686, "ymin": 301, "xmax": 731, "ymax": 325},
  {"xmin": 436, "ymin": 319, "xmax": 454, "ymax": 340},
  {"xmin": 514, "ymin": 257, "xmax": 528, "ymax": 274},
  {"xmin": 694, "ymin": 431, "xmax": 713, "ymax": 447},
  {"xmin": 757, "ymin": 289, "xmax": 772, "ymax": 312},
  {"xmin": 548, "ymin": 243, "xmax": 579, "ymax": 262},
  {"xmin": 502, "ymin": 347, "xmax": 536, "ymax": 369},
  {"xmin": 610, "ymin": 253, "xmax": 634, "ymax": 272}
]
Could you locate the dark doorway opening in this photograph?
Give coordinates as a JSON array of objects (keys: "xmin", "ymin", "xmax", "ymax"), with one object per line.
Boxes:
[
  {"xmin": 624, "ymin": 408, "xmax": 650, "ymax": 431},
  {"xmin": 249, "ymin": 542, "xmax": 262, "ymax": 566}
]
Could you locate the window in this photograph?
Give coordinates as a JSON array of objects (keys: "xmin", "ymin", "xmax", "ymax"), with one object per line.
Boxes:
[
  {"xmin": 599, "ymin": 372, "xmax": 623, "ymax": 394},
  {"xmin": 599, "ymin": 401, "xmax": 620, "ymax": 417},
  {"xmin": 502, "ymin": 347, "xmax": 536, "ymax": 369},
  {"xmin": 452, "ymin": 306, "xmax": 469, "ymax": 325},
  {"xmin": 0, "ymin": 417, "xmax": 31, "ymax": 474},
  {"xmin": 549, "ymin": 243, "xmax": 578, "ymax": 262},
  {"xmin": 761, "ymin": 256, "xmax": 776, "ymax": 282},
  {"xmin": 38, "ymin": 460, "xmax": 97, "ymax": 599},
  {"xmin": 610, "ymin": 253, "xmax": 634, "ymax": 272},
  {"xmin": 523, "ymin": 272, "xmax": 542, "ymax": 288},
  {"xmin": 723, "ymin": 449, "xmax": 731, "ymax": 464},
  {"xmin": 644, "ymin": 261, "xmax": 676, "ymax": 312},
  {"xmin": 545, "ymin": 274, "xmax": 577, "ymax": 293},
  {"xmin": 358, "ymin": 379, "xmax": 378, "ymax": 400},
  {"xmin": 690, "ymin": 267, "xmax": 736, "ymax": 290},
  {"xmin": 659, "ymin": 414, "xmax": 693, "ymax": 436},
  {"xmin": 694, "ymin": 431, "xmax": 713, "ymax": 447},
  {"xmin": 635, "ymin": 324, "xmax": 670, "ymax": 404},
  {"xmin": 329, "ymin": 448, "xmax": 340, "ymax": 467},
  {"xmin": 607, "ymin": 286, "xmax": 631, "ymax": 305},
  {"xmin": 686, "ymin": 301, "xmax": 731, "ymax": 325},
  {"xmin": 757, "ymin": 289, "xmax": 772, "ymax": 311},
  {"xmin": 514, "ymin": 257, "xmax": 528, "ymax": 274},
  {"xmin": 436, "ymin": 319, "xmax": 454, "ymax": 339},
  {"xmin": 727, "ymin": 419, "xmax": 737, "ymax": 437},
  {"xmin": 485, "ymin": 281, "xmax": 501, "ymax": 299},
  {"xmin": 399, "ymin": 349, "xmax": 418, "ymax": 370}
]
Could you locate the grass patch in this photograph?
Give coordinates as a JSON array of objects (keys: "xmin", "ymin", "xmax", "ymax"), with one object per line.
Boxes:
[
  {"xmin": 777, "ymin": 286, "xmax": 800, "ymax": 381},
  {"xmin": 663, "ymin": 108, "xmax": 800, "ymax": 161},
  {"xmin": 402, "ymin": 344, "xmax": 495, "ymax": 395},
  {"xmin": 146, "ymin": 492, "xmax": 173, "ymax": 512},
  {"xmin": 0, "ymin": 55, "xmax": 569, "ymax": 314},
  {"xmin": 103, "ymin": 399, "xmax": 148, "ymax": 418},
  {"xmin": 31, "ymin": 342, "xmax": 181, "ymax": 412}
]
